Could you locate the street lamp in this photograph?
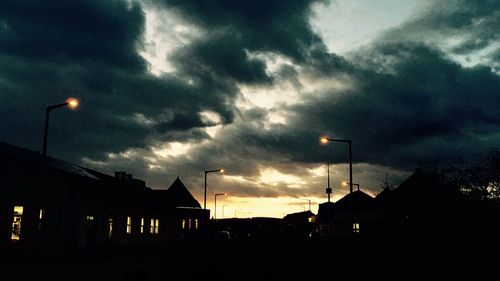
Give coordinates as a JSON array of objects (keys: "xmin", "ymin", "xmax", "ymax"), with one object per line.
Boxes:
[
  {"xmin": 204, "ymin": 168, "xmax": 224, "ymax": 209},
  {"xmin": 321, "ymin": 136, "xmax": 354, "ymax": 194},
  {"xmin": 42, "ymin": 97, "xmax": 80, "ymax": 160},
  {"xmin": 222, "ymin": 205, "xmax": 228, "ymax": 219},
  {"xmin": 214, "ymin": 193, "xmax": 227, "ymax": 220},
  {"xmin": 298, "ymin": 198, "xmax": 312, "ymax": 211},
  {"xmin": 342, "ymin": 181, "xmax": 360, "ymax": 191}
]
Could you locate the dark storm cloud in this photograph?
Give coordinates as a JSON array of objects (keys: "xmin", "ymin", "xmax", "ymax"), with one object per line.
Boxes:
[
  {"xmin": 228, "ymin": 42, "xmax": 500, "ymax": 168},
  {"xmin": 171, "ymin": 32, "xmax": 271, "ymax": 84},
  {"xmin": 0, "ymin": 0, "xmax": 145, "ymax": 70},
  {"xmin": 154, "ymin": 0, "xmax": 328, "ymax": 62},
  {"xmin": 383, "ymin": 0, "xmax": 500, "ymax": 64},
  {"xmin": 0, "ymin": 0, "xmax": 238, "ymax": 161}
]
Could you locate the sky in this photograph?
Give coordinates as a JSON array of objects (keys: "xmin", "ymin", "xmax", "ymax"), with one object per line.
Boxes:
[{"xmin": 1, "ymin": 0, "xmax": 499, "ymax": 218}]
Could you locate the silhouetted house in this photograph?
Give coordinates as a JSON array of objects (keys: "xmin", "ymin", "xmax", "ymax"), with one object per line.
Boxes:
[
  {"xmin": 375, "ymin": 168, "xmax": 466, "ymax": 239},
  {"xmin": 333, "ymin": 190, "xmax": 377, "ymax": 237},
  {"xmin": 315, "ymin": 201, "xmax": 335, "ymax": 237},
  {"xmin": 0, "ymin": 141, "xmax": 208, "ymax": 250},
  {"xmin": 314, "ymin": 191, "xmax": 376, "ymax": 237},
  {"xmin": 283, "ymin": 210, "xmax": 315, "ymax": 238}
]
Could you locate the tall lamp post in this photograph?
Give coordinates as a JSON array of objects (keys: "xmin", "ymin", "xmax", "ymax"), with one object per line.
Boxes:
[
  {"xmin": 222, "ymin": 205, "xmax": 227, "ymax": 219},
  {"xmin": 214, "ymin": 193, "xmax": 227, "ymax": 220},
  {"xmin": 321, "ymin": 136, "xmax": 353, "ymax": 194},
  {"xmin": 42, "ymin": 97, "xmax": 79, "ymax": 160},
  {"xmin": 204, "ymin": 169, "xmax": 224, "ymax": 210}
]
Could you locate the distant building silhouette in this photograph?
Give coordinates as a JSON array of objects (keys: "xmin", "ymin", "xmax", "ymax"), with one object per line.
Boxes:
[
  {"xmin": 283, "ymin": 210, "xmax": 315, "ymax": 238},
  {"xmin": 0, "ymin": 141, "xmax": 208, "ymax": 250}
]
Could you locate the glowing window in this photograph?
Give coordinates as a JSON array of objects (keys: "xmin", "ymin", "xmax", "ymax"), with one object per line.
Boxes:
[
  {"xmin": 150, "ymin": 218, "xmax": 159, "ymax": 234},
  {"xmin": 188, "ymin": 219, "xmax": 192, "ymax": 229},
  {"xmin": 11, "ymin": 206, "xmax": 23, "ymax": 241},
  {"xmin": 154, "ymin": 219, "xmax": 159, "ymax": 234},
  {"xmin": 86, "ymin": 215, "xmax": 94, "ymax": 221},
  {"xmin": 108, "ymin": 218, "xmax": 113, "ymax": 239},
  {"xmin": 141, "ymin": 218, "xmax": 144, "ymax": 234},
  {"xmin": 38, "ymin": 209, "xmax": 45, "ymax": 230},
  {"xmin": 126, "ymin": 216, "xmax": 132, "ymax": 234},
  {"xmin": 182, "ymin": 219, "xmax": 186, "ymax": 229},
  {"xmin": 353, "ymin": 223, "xmax": 360, "ymax": 234},
  {"xmin": 195, "ymin": 219, "xmax": 199, "ymax": 230}
]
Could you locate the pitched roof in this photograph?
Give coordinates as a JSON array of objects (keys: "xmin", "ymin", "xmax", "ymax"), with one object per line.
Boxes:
[
  {"xmin": 167, "ymin": 177, "xmax": 201, "ymax": 208},
  {"xmin": 335, "ymin": 190, "xmax": 375, "ymax": 212}
]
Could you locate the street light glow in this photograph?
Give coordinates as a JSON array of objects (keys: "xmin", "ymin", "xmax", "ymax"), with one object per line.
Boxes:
[
  {"xmin": 320, "ymin": 137, "xmax": 328, "ymax": 144},
  {"xmin": 66, "ymin": 97, "xmax": 79, "ymax": 110},
  {"xmin": 342, "ymin": 181, "xmax": 348, "ymax": 186},
  {"xmin": 220, "ymin": 169, "xmax": 224, "ymax": 173}
]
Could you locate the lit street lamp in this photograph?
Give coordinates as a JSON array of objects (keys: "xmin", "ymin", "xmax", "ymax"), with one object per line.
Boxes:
[
  {"xmin": 321, "ymin": 136, "xmax": 354, "ymax": 194},
  {"xmin": 42, "ymin": 97, "xmax": 79, "ymax": 160},
  {"xmin": 214, "ymin": 193, "xmax": 227, "ymax": 220},
  {"xmin": 204, "ymin": 168, "xmax": 224, "ymax": 209},
  {"xmin": 343, "ymin": 181, "xmax": 360, "ymax": 191}
]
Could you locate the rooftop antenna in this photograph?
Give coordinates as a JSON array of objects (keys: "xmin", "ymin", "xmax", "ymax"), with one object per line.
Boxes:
[{"xmin": 326, "ymin": 162, "xmax": 332, "ymax": 202}]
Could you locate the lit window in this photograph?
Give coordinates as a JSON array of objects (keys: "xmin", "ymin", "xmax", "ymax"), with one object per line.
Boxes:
[
  {"xmin": 182, "ymin": 219, "xmax": 186, "ymax": 229},
  {"xmin": 150, "ymin": 218, "xmax": 159, "ymax": 234},
  {"xmin": 108, "ymin": 218, "xmax": 113, "ymax": 239},
  {"xmin": 188, "ymin": 219, "xmax": 192, "ymax": 229},
  {"xmin": 141, "ymin": 218, "xmax": 144, "ymax": 234},
  {"xmin": 86, "ymin": 215, "xmax": 94, "ymax": 221},
  {"xmin": 126, "ymin": 216, "xmax": 132, "ymax": 234},
  {"xmin": 11, "ymin": 206, "xmax": 24, "ymax": 241},
  {"xmin": 38, "ymin": 209, "xmax": 45, "ymax": 230},
  {"xmin": 353, "ymin": 223, "xmax": 360, "ymax": 234},
  {"xmin": 195, "ymin": 219, "xmax": 199, "ymax": 230}
]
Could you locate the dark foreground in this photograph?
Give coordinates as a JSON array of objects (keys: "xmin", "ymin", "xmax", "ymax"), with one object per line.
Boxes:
[{"xmin": 0, "ymin": 237, "xmax": 494, "ymax": 280}]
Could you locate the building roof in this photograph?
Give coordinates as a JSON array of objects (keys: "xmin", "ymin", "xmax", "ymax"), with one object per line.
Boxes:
[
  {"xmin": 335, "ymin": 190, "xmax": 375, "ymax": 213},
  {"xmin": 167, "ymin": 177, "xmax": 201, "ymax": 208},
  {"xmin": 0, "ymin": 141, "xmax": 98, "ymax": 180},
  {"xmin": 283, "ymin": 210, "xmax": 315, "ymax": 221}
]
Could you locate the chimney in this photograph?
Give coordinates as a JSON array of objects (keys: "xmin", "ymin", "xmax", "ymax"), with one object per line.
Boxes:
[
  {"xmin": 114, "ymin": 171, "xmax": 127, "ymax": 180},
  {"xmin": 126, "ymin": 173, "xmax": 133, "ymax": 180}
]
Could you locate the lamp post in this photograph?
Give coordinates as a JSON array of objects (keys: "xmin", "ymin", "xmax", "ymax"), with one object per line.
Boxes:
[
  {"xmin": 204, "ymin": 169, "xmax": 224, "ymax": 210},
  {"xmin": 222, "ymin": 205, "xmax": 228, "ymax": 219},
  {"xmin": 343, "ymin": 181, "xmax": 360, "ymax": 191},
  {"xmin": 321, "ymin": 136, "xmax": 353, "ymax": 194},
  {"xmin": 298, "ymin": 198, "xmax": 311, "ymax": 211},
  {"xmin": 214, "ymin": 193, "xmax": 227, "ymax": 220},
  {"xmin": 42, "ymin": 97, "xmax": 79, "ymax": 160}
]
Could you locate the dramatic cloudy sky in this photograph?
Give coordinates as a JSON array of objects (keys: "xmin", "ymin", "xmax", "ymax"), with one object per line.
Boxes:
[{"xmin": 1, "ymin": 0, "xmax": 499, "ymax": 217}]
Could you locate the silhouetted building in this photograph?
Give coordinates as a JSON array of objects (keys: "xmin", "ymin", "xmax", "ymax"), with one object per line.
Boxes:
[
  {"xmin": 315, "ymin": 201, "xmax": 335, "ymax": 237},
  {"xmin": 375, "ymin": 168, "xmax": 467, "ymax": 239},
  {"xmin": 0, "ymin": 141, "xmax": 208, "ymax": 250},
  {"xmin": 333, "ymin": 190, "xmax": 377, "ymax": 237},
  {"xmin": 283, "ymin": 210, "xmax": 315, "ymax": 238},
  {"xmin": 212, "ymin": 217, "xmax": 283, "ymax": 240}
]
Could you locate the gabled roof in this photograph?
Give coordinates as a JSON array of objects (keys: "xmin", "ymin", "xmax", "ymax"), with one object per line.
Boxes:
[
  {"xmin": 395, "ymin": 168, "xmax": 462, "ymax": 203},
  {"xmin": 167, "ymin": 177, "xmax": 201, "ymax": 208},
  {"xmin": 335, "ymin": 190, "xmax": 375, "ymax": 212}
]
